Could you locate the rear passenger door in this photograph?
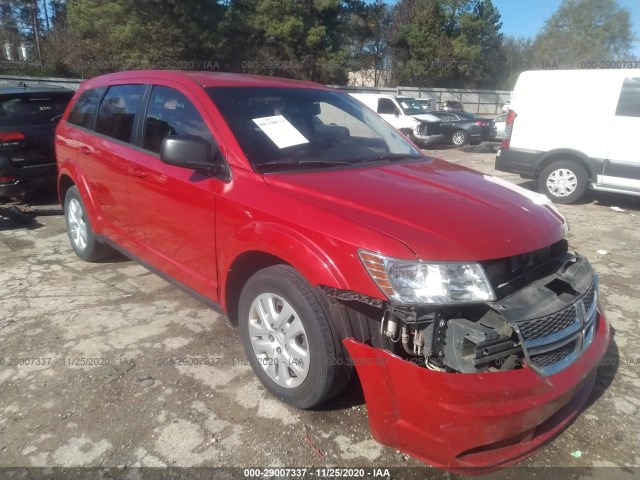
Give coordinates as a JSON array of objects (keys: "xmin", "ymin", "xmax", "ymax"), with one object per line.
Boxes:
[
  {"xmin": 77, "ymin": 84, "xmax": 146, "ymax": 243},
  {"xmin": 603, "ymin": 77, "xmax": 640, "ymax": 191},
  {"xmin": 127, "ymin": 84, "xmax": 222, "ymax": 298}
]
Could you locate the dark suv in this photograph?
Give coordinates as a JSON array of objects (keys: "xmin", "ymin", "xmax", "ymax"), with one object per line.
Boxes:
[{"xmin": 0, "ymin": 83, "xmax": 75, "ymax": 199}]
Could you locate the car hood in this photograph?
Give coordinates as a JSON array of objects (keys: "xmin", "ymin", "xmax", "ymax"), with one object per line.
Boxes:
[{"xmin": 263, "ymin": 159, "xmax": 567, "ymax": 261}]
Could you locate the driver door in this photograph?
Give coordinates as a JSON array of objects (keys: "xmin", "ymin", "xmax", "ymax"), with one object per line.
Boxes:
[{"xmin": 127, "ymin": 84, "xmax": 224, "ymax": 299}]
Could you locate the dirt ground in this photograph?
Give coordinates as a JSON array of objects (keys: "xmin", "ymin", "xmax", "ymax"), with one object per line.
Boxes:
[{"xmin": 1, "ymin": 144, "xmax": 639, "ymax": 479}]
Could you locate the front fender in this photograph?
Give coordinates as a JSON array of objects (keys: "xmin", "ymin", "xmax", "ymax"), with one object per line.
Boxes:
[{"xmin": 218, "ymin": 221, "xmax": 350, "ymax": 312}]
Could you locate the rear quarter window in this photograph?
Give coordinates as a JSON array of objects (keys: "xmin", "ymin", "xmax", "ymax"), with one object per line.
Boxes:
[
  {"xmin": 615, "ymin": 78, "xmax": 640, "ymax": 118},
  {"xmin": 0, "ymin": 93, "xmax": 73, "ymax": 127}
]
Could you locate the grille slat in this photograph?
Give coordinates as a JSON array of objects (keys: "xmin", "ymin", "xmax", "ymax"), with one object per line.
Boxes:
[
  {"xmin": 529, "ymin": 341, "xmax": 577, "ymax": 368},
  {"xmin": 518, "ymin": 307, "xmax": 577, "ymax": 340},
  {"xmin": 582, "ymin": 283, "xmax": 595, "ymax": 311}
]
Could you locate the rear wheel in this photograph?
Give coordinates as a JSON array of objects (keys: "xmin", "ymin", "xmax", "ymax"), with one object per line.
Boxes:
[
  {"xmin": 64, "ymin": 186, "xmax": 113, "ymax": 261},
  {"xmin": 451, "ymin": 130, "xmax": 468, "ymax": 146},
  {"xmin": 238, "ymin": 265, "xmax": 346, "ymax": 409},
  {"xmin": 538, "ymin": 160, "xmax": 588, "ymax": 204}
]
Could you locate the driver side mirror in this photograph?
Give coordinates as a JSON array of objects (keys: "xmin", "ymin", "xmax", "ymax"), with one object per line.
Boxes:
[{"xmin": 160, "ymin": 135, "xmax": 223, "ymax": 176}]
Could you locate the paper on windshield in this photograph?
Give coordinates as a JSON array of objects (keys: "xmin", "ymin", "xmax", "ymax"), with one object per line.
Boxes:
[{"xmin": 252, "ymin": 115, "xmax": 309, "ymax": 149}]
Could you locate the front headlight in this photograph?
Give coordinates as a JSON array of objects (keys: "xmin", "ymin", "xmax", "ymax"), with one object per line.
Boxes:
[{"xmin": 359, "ymin": 251, "xmax": 496, "ymax": 304}]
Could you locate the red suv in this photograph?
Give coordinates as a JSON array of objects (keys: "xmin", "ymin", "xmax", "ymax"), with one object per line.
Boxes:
[{"xmin": 56, "ymin": 71, "xmax": 609, "ymax": 472}]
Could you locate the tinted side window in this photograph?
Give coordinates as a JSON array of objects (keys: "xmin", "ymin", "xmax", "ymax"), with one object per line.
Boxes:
[
  {"xmin": 67, "ymin": 88, "xmax": 105, "ymax": 129},
  {"xmin": 95, "ymin": 85, "xmax": 145, "ymax": 143},
  {"xmin": 143, "ymin": 86, "xmax": 211, "ymax": 154},
  {"xmin": 615, "ymin": 78, "xmax": 640, "ymax": 118},
  {"xmin": 377, "ymin": 98, "xmax": 398, "ymax": 115},
  {"xmin": 0, "ymin": 93, "xmax": 73, "ymax": 127}
]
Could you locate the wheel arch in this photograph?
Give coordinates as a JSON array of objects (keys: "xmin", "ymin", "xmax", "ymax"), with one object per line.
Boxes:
[
  {"xmin": 57, "ymin": 174, "xmax": 75, "ymax": 206},
  {"xmin": 224, "ymin": 250, "xmax": 291, "ymax": 326},
  {"xmin": 57, "ymin": 165, "xmax": 103, "ymax": 232},
  {"xmin": 533, "ymin": 149, "xmax": 597, "ymax": 181}
]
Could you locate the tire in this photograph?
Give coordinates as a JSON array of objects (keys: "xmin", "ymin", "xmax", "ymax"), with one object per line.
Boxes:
[
  {"xmin": 64, "ymin": 186, "xmax": 113, "ymax": 261},
  {"xmin": 451, "ymin": 130, "xmax": 468, "ymax": 146},
  {"xmin": 238, "ymin": 265, "xmax": 345, "ymax": 409},
  {"xmin": 538, "ymin": 160, "xmax": 588, "ymax": 204}
]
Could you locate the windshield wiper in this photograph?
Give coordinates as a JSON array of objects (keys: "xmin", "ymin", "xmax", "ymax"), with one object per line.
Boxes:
[
  {"xmin": 257, "ymin": 159, "xmax": 352, "ymax": 171},
  {"xmin": 357, "ymin": 153, "xmax": 423, "ymax": 164}
]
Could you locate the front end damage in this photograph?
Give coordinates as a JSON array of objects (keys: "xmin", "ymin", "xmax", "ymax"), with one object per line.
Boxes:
[
  {"xmin": 411, "ymin": 121, "xmax": 445, "ymax": 146},
  {"xmin": 329, "ymin": 243, "xmax": 609, "ymax": 472}
]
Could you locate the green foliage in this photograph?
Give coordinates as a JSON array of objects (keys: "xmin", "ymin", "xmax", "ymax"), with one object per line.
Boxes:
[
  {"xmin": 498, "ymin": 36, "xmax": 534, "ymax": 89},
  {"xmin": 3, "ymin": 0, "xmax": 634, "ymax": 89},
  {"xmin": 392, "ymin": 0, "xmax": 503, "ymax": 88},
  {"xmin": 532, "ymin": 0, "xmax": 634, "ymax": 68},
  {"xmin": 62, "ymin": 0, "xmax": 225, "ymax": 76}
]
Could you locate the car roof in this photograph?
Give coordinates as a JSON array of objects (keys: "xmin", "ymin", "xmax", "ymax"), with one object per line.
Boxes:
[
  {"xmin": 79, "ymin": 70, "xmax": 331, "ymax": 91},
  {"xmin": 0, "ymin": 83, "xmax": 75, "ymax": 95}
]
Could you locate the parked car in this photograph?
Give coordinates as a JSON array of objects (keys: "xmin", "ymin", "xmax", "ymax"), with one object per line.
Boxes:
[
  {"xmin": 494, "ymin": 113, "xmax": 507, "ymax": 140},
  {"xmin": 497, "ymin": 69, "xmax": 640, "ymax": 203},
  {"xmin": 427, "ymin": 111, "xmax": 481, "ymax": 146},
  {"xmin": 462, "ymin": 112, "xmax": 496, "ymax": 141},
  {"xmin": 439, "ymin": 100, "xmax": 464, "ymax": 111},
  {"xmin": 56, "ymin": 70, "xmax": 608, "ymax": 472},
  {"xmin": 349, "ymin": 93, "xmax": 444, "ymax": 147},
  {"xmin": 0, "ymin": 83, "xmax": 75, "ymax": 199},
  {"xmin": 429, "ymin": 111, "xmax": 495, "ymax": 145}
]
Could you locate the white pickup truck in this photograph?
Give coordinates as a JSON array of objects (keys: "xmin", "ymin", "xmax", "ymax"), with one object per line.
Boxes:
[{"xmin": 350, "ymin": 93, "xmax": 445, "ymax": 147}]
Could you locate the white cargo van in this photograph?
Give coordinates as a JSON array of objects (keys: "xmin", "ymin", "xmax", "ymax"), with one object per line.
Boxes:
[
  {"xmin": 349, "ymin": 93, "xmax": 444, "ymax": 147},
  {"xmin": 496, "ymin": 69, "xmax": 640, "ymax": 203}
]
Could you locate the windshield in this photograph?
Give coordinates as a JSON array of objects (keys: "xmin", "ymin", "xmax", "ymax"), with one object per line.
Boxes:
[
  {"xmin": 207, "ymin": 87, "xmax": 422, "ymax": 172},
  {"xmin": 396, "ymin": 97, "xmax": 427, "ymax": 116}
]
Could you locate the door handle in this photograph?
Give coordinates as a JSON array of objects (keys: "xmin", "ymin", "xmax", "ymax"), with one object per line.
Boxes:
[{"xmin": 130, "ymin": 166, "xmax": 147, "ymax": 178}]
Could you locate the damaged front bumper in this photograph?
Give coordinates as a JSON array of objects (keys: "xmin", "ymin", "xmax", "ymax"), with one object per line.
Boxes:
[
  {"xmin": 344, "ymin": 309, "xmax": 607, "ymax": 472},
  {"xmin": 342, "ymin": 252, "xmax": 610, "ymax": 472}
]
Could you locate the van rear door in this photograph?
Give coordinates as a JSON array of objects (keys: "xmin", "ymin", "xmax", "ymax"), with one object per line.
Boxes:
[{"xmin": 603, "ymin": 76, "xmax": 640, "ymax": 191}]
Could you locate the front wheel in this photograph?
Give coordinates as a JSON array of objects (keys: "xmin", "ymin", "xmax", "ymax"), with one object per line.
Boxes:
[
  {"xmin": 538, "ymin": 160, "xmax": 588, "ymax": 204},
  {"xmin": 238, "ymin": 265, "xmax": 346, "ymax": 409}
]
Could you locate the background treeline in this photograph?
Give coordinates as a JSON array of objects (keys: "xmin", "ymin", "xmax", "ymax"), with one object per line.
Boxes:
[{"xmin": 0, "ymin": 0, "xmax": 635, "ymax": 89}]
